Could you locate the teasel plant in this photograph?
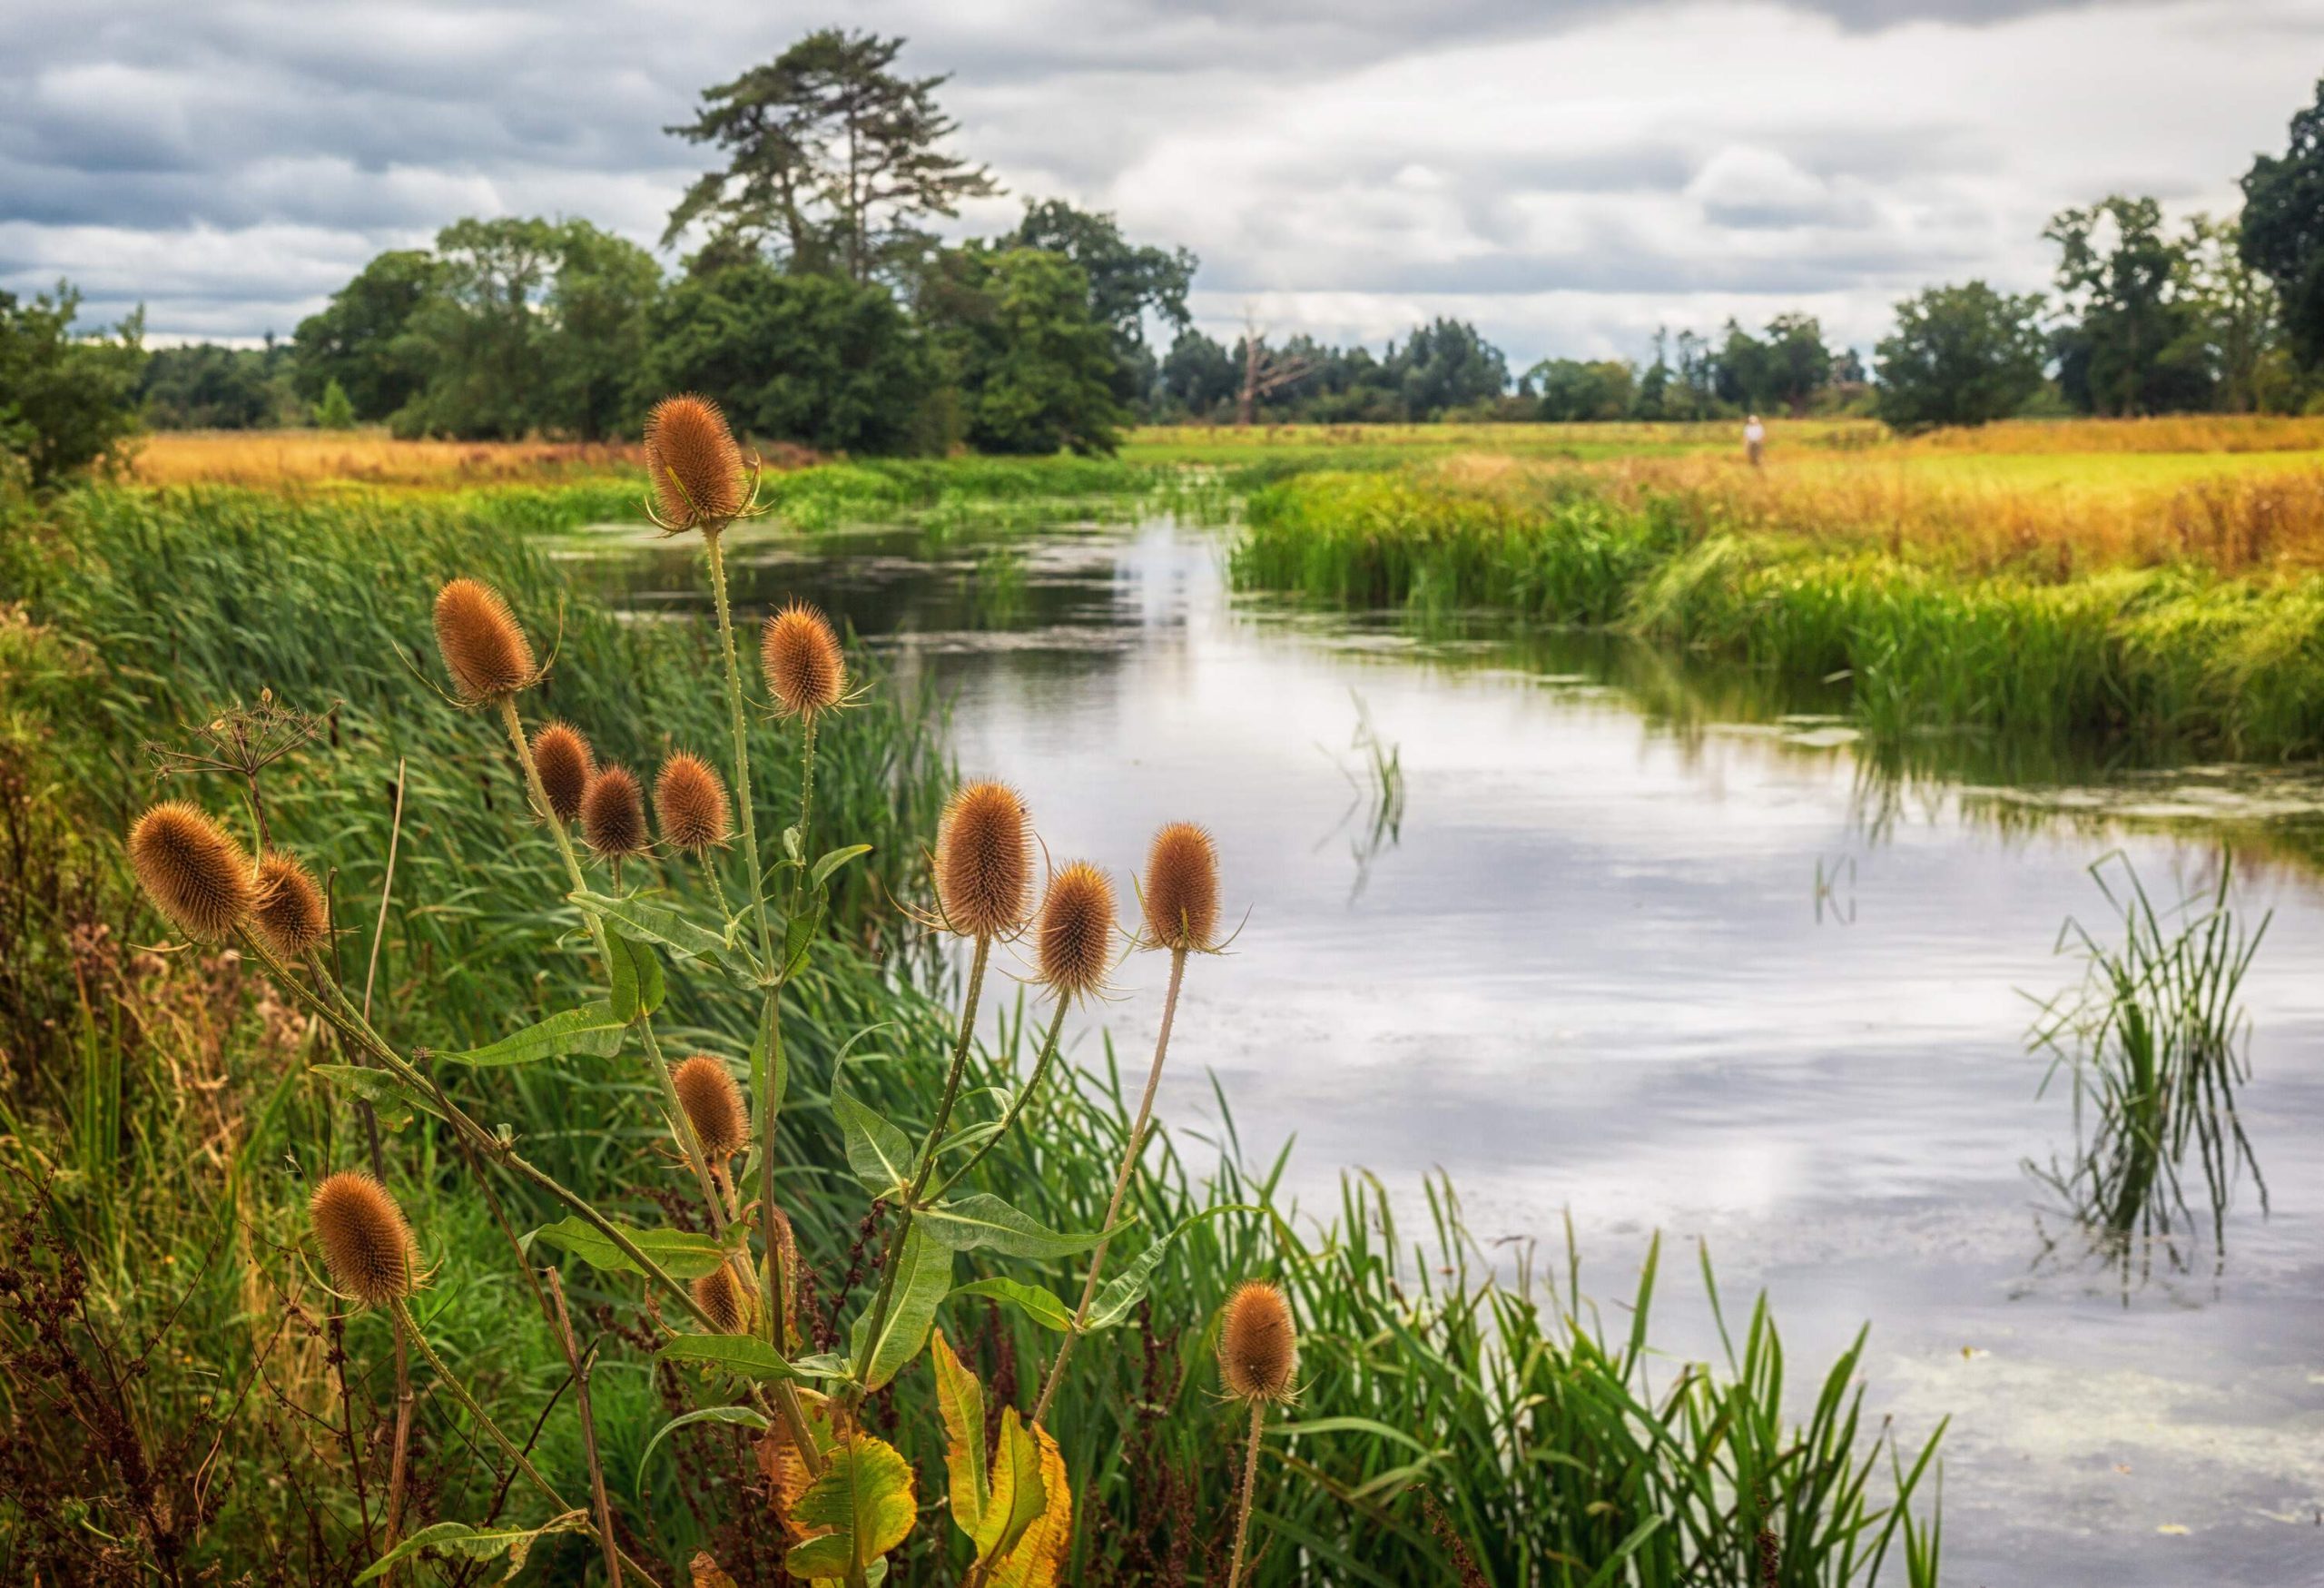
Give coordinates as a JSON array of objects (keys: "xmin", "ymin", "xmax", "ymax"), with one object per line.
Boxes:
[{"xmin": 1217, "ymin": 1281, "xmax": 1299, "ymax": 1588}]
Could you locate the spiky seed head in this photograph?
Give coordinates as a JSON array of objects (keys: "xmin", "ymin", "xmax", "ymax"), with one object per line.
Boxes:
[
  {"xmin": 760, "ymin": 603, "xmax": 846, "ymax": 720},
  {"xmin": 1142, "ymin": 822, "xmax": 1221, "ymax": 952},
  {"xmin": 1036, "ymin": 862, "xmax": 1117, "ymax": 1000},
  {"xmin": 655, "ymin": 752, "xmax": 731, "ymax": 853},
  {"xmin": 645, "ymin": 394, "xmax": 746, "ymax": 529},
  {"xmin": 693, "ymin": 1263, "xmax": 751, "ymax": 1335},
  {"xmin": 309, "ymin": 1171, "xmax": 418, "ymax": 1307},
  {"xmin": 1218, "ymin": 1281, "xmax": 1297, "ymax": 1404},
  {"xmin": 935, "ymin": 781, "xmax": 1033, "ymax": 940},
  {"xmin": 129, "ymin": 801, "xmax": 255, "ymax": 942},
  {"xmin": 432, "ymin": 577, "xmax": 535, "ymax": 703},
  {"xmin": 580, "ymin": 766, "xmax": 648, "ymax": 859},
  {"xmin": 671, "ymin": 1054, "xmax": 748, "ymax": 1160},
  {"xmin": 252, "ymin": 851, "xmax": 328, "ymax": 958},
  {"xmin": 533, "ymin": 722, "xmax": 593, "ymax": 823}
]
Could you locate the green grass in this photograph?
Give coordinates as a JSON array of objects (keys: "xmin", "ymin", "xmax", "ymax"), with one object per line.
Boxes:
[{"xmin": 0, "ymin": 480, "xmax": 1940, "ymax": 1584}]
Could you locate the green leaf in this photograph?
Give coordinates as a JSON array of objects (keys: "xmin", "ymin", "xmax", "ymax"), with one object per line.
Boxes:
[
  {"xmin": 784, "ymin": 1434, "xmax": 917, "ymax": 1582},
  {"xmin": 850, "ymin": 1225, "xmax": 950, "ymax": 1392},
  {"xmin": 948, "ymin": 1277, "xmax": 1076, "ymax": 1334},
  {"xmin": 606, "ymin": 932, "xmax": 665, "ymax": 1024},
  {"xmin": 354, "ymin": 1514, "xmax": 590, "ymax": 1583},
  {"xmin": 1268, "ymin": 1415, "xmax": 1438, "ymax": 1458},
  {"xmin": 783, "ymin": 825, "xmax": 805, "ymax": 864},
  {"xmin": 1087, "ymin": 1207, "xmax": 1257, "ymax": 1333},
  {"xmin": 308, "ymin": 1064, "xmax": 441, "ymax": 1129},
  {"xmin": 572, "ymin": 890, "xmax": 734, "ymax": 962},
  {"xmin": 636, "ymin": 1405, "xmax": 771, "ymax": 1495},
  {"xmin": 811, "ymin": 844, "xmax": 872, "ymax": 889},
  {"xmin": 438, "ymin": 1002, "xmax": 625, "ymax": 1067},
  {"xmin": 919, "ymin": 1194, "xmax": 1112, "ymax": 1261},
  {"xmin": 777, "ymin": 905, "xmax": 822, "ymax": 982},
  {"xmin": 832, "ymin": 1090, "xmax": 916, "ymax": 1197},
  {"xmin": 658, "ymin": 1333, "xmax": 810, "ymax": 1384},
  {"xmin": 527, "ymin": 1217, "xmax": 726, "ymax": 1279}
]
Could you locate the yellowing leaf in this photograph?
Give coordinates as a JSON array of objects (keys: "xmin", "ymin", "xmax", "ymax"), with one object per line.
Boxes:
[
  {"xmin": 982, "ymin": 1410, "xmax": 1049, "ymax": 1564},
  {"xmin": 756, "ymin": 1391, "xmax": 833, "ymax": 1529},
  {"xmin": 688, "ymin": 1553, "xmax": 741, "ymax": 1588},
  {"xmin": 784, "ymin": 1433, "xmax": 918, "ymax": 1582},
  {"xmin": 932, "ymin": 1329, "xmax": 990, "ymax": 1532},
  {"xmin": 987, "ymin": 1425, "xmax": 1070, "ymax": 1588}
]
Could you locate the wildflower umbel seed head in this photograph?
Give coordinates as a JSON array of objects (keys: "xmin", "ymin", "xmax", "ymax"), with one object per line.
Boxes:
[
  {"xmin": 252, "ymin": 851, "xmax": 328, "ymax": 958},
  {"xmin": 130, "ymin": 802, "xmax": 254, "ymax": 942},
  {"xmin": 1036, "ymin": 862, "xmax": 1117, "ymax": 1001},
  {"xmin": 671, "ymin": 1055, "xmax": 748, "ymax": 1160},
  {"xmin": 533, "ymin": 722, "xmax": 593, "ymax": 823},
  {"xmin": 645, "ymin": 394, "xmax": 746, "ymax": 530},
  {"xmin": 309, "ymin": 1171, "xmax": 418, "ymax": 1307},
  {"xmin": 1218, "ymin": 1281, "xmax": 1297, "ymax": 1404},
  {"xmin": 693, "ymin": 1263, "xmax": 750, "ymax": 1334},
  {"xmin": 1143, "ymin": 822, "xmax": 1221, "ymax": 952},
  {"xmin": 655, "ymin": 752, "xmax": 731, "ymax": 853},
  {"xmin": 936, "ymin": 781, "xmax": 1033, "ymax": 940},
  {"xmin": 581, "ymin": 766, "xmax": 648, "ymax": 859},
  {"xmin": 760, "ymin": 602, "xmax": 846, "ymax": 720},
  {"xmin": 432, "ymin": 577, "xmax": 535, "ymax": 703}
]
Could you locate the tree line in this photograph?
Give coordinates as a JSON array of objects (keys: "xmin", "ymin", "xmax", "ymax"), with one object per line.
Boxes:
[{"xmin": 7, "ymin": 43, "xmax": 2324, "ymax": 486}]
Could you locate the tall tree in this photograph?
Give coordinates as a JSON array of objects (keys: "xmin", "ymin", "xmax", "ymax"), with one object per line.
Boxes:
[
  {"xmin": 541, "ymin": 223, "xmax": 662, "ymax": 440},
  {"xmin": 926, "ymin": 246, "xmax": 1127, "ymax": 454},
  {"xmin": 0, "ymin": 283, "xmax": 145, "ymax": 487},
  {"xmin": 664, "ymin": 30, "xmax": 998, "ymax": 286},
  {"xmin": 2240, "ymin": 77, "xmax": 2324, "ymax": 373},
  {"xmin": 1874, "ymin": 280, "xmax": 2048, "ymax": 431},
  {"xmin": 1386, "ymin": 318, "xmax": 1508, "ymax": 417},
  {"xmin": 1159, "ymin": 329, "xmax": 1238, "ymax": 420},
  {"xmin": 1006, "ymin": 199, "xmax": 1196, "ymax": 408},
  {"xmin": 2183, "ymin": 216, "xmax": 2286, "ymax": 413},
  {"xmin": 2044, "ymin": 196, "xmax": 2208, "ymax": 415},
  {"xmin": 290, "ymin": 249, "xmax": 442, "ymax": 419}
]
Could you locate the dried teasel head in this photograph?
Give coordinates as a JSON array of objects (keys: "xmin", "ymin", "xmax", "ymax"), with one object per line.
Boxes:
[
  {"xmin": 252, "ymin": 851, "xmax": 329, "ymax": 959},
  {"xmin": 671, "ymin": 1054, "xmax": 748, "ymax": 1160},
  {"xmin": 1036, "ymin": 862, "xmax": 1117, "ymax": 1001},
  {"xmin": 309, "ymin": 1170, "xmax": 419, "ymax": 1307},
  {"xmin": 760, "ymin": 602, "xmax": 846, "ymax": 720},
  {"xmin": 129, "ymin": 801, "xmax": 255, "ymax": 942},
  {"xmin": 1217, "ymin": 1280, "xmax": 1297, "ymax": 1404},
  {"xmin": 693, "ymin": 1262, "xmax": 751, "ymax": 1335},
  {"xmin": 1142, "ymin": 821, "xmax": 1221, "ymax": 952},
  {"xmin": 581, "ymin": 766, "xmax": 648, "ymax": 860},
  {"xmin": 432, "ymin": 577, "xmax": 536, "ymax": 704},
  {"xmin": 645, "ymin": 394, "xmax": 747, "ymax": 530},
  {"xmin": 655, "ymin": 752, "xmax": 731, "ymax": 853},
  {"xmin": 935, "ymin": 781, "xmax": 1033, "ymax": 940},
  {"xmin": 533, "ymin": 721, "xmax": 593, "ymax": 824}
]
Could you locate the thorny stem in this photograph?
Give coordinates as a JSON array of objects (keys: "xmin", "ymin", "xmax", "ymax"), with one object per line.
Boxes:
[
  {"xmin": 1030, "ymin": 946, "xmax": 1188, "ymax": 1429},
  {"xmin": 545, "ymin": 1268, "xmax": 622, "ymax": 1588},
  {"xmin": 704, "ymin": 530, "xmax": 773, "ymax": 963},
  {"xmin": 384, "ymin": 1306, "xmax": 414, "ymax": 1573},
  {"xmin": 851, "ymin": 934, "xmax": 991, "ymax": 1392},
  {"xmin": 393, "ymin": 1299, "xmax": 664, "ymax": 1588},
  {"xmin": 758, "ymin": 716, "xmax": 820, "ymax": 1377},
  {"xmin": 1226, "ymin": 1396, "xmax": 1265, "ymax": 1588},
  {"xmin": 931, "ymin": 993, "xmax": 1071, "ymax": 1201}
]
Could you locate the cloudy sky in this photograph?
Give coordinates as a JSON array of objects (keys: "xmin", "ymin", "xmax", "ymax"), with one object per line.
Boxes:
[{"xmin": 2, "ymin": 0, "xmax": 2316, "ymax": 363}]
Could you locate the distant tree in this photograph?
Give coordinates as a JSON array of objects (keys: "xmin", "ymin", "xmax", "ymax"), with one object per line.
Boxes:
[
  {"xmin": 541, "ymin": 223, "xmax": 661, "ymax": 440},
  {"xmin": 1005, "ymin": 199, "xmax": 1196, "ymax": 409},
  {"xmin": 1760, "ymin": 313, "xmax": 1832, "ymax": 415},
  {"xmin": 290, "ymin": 250, "xmax": 442, "ymax": 419},
  {"xmin": 2240, "ymin": 78, "xmax": 2324, "ymax": 375},
  {"xmin": 2045, "ymin": 196, "xmax": 2210, "ymax": 415},
  {"xmin": 1159, "ymin": 329, "xmax": 1238, "ymax": 419},
  {"xmin": 1233, "ymin": 317, "xmax": 1319, "ymax": 425},
  {"xmin": 314, "ymin": 378, "xmax": 357, "ymax": 429},
  {"xmin": 1874, "ymin": 281, "xmax": 2048, "ymax": 431},
  {"xmin": 140, "ymin": 341, "xmax": 293, "ymax": 429},
  {"xmin": 665, "ymin": 30, "xmax": 997, "ymax": 287},
  {"xmin": 2182, "ymin": 215, "xmax": 2290, "ymax": 413},
  {"xmin": 646, "ymin": 261, "xmax": 929, "ymax": 454},
  {"xmin": 1387, "ymin": 318, "xmax": 1508, "ymax": 417},
  {"xmin": 926, "ymin": 247, "xmax": 1126, "ymax": 454},
  {"xmin": 0, "ymin": 283, "xmax": 145, "ymax": 488},
  {"xmin": 1527, "ymin": 357, "xmax": 1637, "ymax": 421}
]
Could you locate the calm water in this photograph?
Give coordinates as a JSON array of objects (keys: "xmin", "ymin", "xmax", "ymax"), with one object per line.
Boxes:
[{"xmin": 566, "ymin": 516, "xmax": 2324, "ymax": 1587}]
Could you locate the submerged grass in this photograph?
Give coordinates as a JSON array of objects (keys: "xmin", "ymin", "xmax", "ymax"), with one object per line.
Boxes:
[{"xmin": 0, "ymin": 478, "xmax": 1942, "ymax": 1583}]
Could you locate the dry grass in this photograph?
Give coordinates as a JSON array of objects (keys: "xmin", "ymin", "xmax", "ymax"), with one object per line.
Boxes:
[
  {"xmin": 128, "ymin": 429, "xmax": 649, "ymax": 487},
  {"xmin": 1901, "ymin": 415, "xmax": 2324, "ymax": 455}
]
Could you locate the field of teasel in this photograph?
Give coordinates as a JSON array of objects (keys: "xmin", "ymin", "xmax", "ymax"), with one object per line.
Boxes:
[{"xmin": 0, "ymin": 397, "xmax": 1942, "ymax": 1584}]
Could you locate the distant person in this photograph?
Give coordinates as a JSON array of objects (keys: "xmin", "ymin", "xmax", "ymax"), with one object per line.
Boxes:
[{"xmin": 1743, "ymin": 413, "xmax": 1766, "ymax": 469}]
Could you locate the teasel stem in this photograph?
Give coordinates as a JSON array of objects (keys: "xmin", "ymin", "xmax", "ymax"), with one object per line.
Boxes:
[
  {"xmin": 851, "ymin": 933, "xmax": 992, "ymax": 1393},
  {"xmin": 544, "ymin": 1267, "xmax": 622, "ymax": 1588},
  {"xmin": 1030, "ymin": 945, "xmax": 1188, "ymax": 1429},
  {"xmin": 391, "ymin": 1297, "xmax": 664, "ymax": 1587},
  {"xmin": 1226, "ymin": 1396, "xmax": 1265, "ymax": 1588},
  {"xmin": 703, "ymin": 529, "xmax": 773, "ymax": 964},
  {"xmin": 931, "ymin": 992, "xmax": 1071, "ymax": 1200}
]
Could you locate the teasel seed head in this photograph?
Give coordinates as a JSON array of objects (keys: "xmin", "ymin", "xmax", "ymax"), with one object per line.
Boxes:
[
  {"xmin": 580, "ymin": 765, "xmax": 648, "ymax": 860},
  {"xmin": 655, "ymin": 751, "xmax": 731, "ymax": 853},
  {"xmin": 645, "ymin": 393, "xmax": 747, "ymax": 530},
  {"xmin": 309, "ymin": 1170, "xmax": 419, "ymax": 1308},
  {"xmin": 1142, "ymin": 822, "xmax": 1222, "ymax": 952},
  {"xmin": 432, "ymin": 577, "xmax": 535, "ymax": 704},
  {"xmin": 252, "ymin": 850, "xmax": 329, "ymax": 959},
  {"xmin": 1036, "ymin": 862, "xmax": 1118, "ymax": 1001},
  {"xmin": 692, "ymin": 1262, "xmax": 752, "ymax": 1335},
  {"xmin": 130, "ymin": 801, "xmax": 255, "ymax": 942},
  {"xmin": 671, "ymin": 1054, "xmax": 749, "ymax": 1160},
  {"xmin": 760, "ymin": 602, "xmax": 847, "ymax": 720},
  {"xmin": 1217, "ymin": 1280, "xmax": 1297, "ymax": 1404},
  {"xmin": 533, "ymin": 721, "xmax": 594, "ymax": 824},
  {"xmin": 935, "ymin": 781, "xmax": 1033, "ymax": 940}
]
